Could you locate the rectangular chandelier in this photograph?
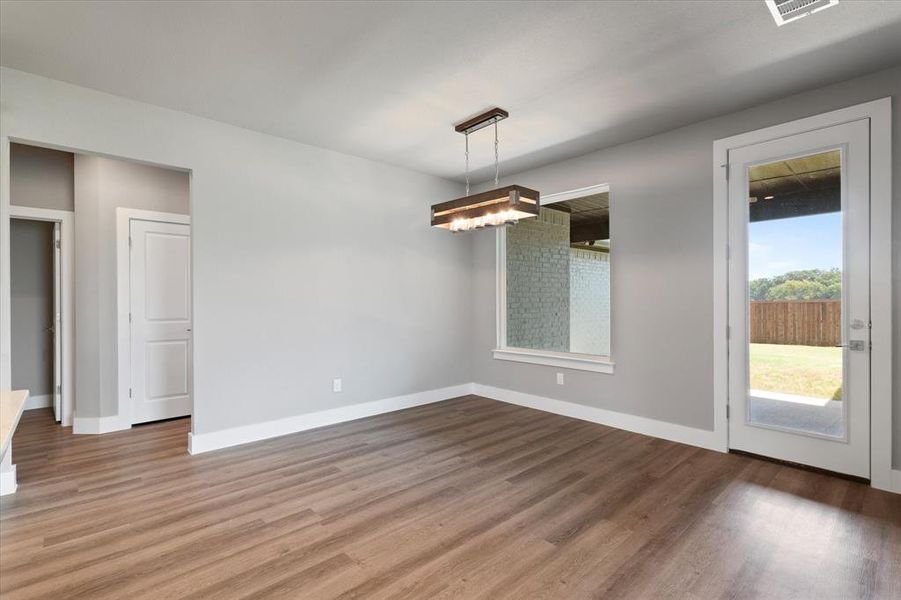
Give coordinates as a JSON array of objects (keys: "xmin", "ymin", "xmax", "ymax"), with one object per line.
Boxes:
[
  {"xmin": 431, "ymin": 107, "xmax": 540, "ymax": 232},
  {"xmin": 430, "ymin": 184, "xmax": 540, "ymax": 231}
]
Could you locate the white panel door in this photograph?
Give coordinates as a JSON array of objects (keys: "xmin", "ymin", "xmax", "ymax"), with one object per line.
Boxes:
[
  {"xmin": 130, "ymin": 219, "xmax": 192, "ymax": 424},
  {"xmin": 727, "ymin": 119, "xmax": 870, "ymax": 478}
]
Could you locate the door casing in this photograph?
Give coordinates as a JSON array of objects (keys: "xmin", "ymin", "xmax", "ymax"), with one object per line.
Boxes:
[
  {"xmin": 726, "ymin": 120, "xmax": 869, "ymax": 478},
  {"xmin": 8, "ymin": 205, "xmax": 75, "ymax": 427},
  {"xmin": 712, "ymin": 98, "xmax": 894, "ymax": 491},
  {"xmin": 116, "ymin": 207, "xmax": 191, "ymax": 429}
]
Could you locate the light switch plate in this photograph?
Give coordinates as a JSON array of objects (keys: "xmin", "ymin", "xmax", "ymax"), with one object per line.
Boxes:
[
  {"xmin": 333, "ymin": 378, "xmax": 342, "ymax": 392},
  {"xmin": 556, "ymin": 372, "xmax": 565, "ymax": 385}
]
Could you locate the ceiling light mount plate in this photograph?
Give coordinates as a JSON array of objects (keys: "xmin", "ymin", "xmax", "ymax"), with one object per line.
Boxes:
[{"xmin": 454, "ymin": 107, "xmax": 509, "ymax": 135}]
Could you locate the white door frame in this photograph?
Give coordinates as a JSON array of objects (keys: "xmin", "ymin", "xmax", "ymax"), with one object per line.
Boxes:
[
  {"xmin": 116, "ymin": 207, "xmax": 191, "ymax": 429},
  {"xmin": 713, "ymin": 97, "xmax": 894, "ymax": 492},
  {"xmin": 8, "ymin": 205, "xmax": 75, "ymax": 427}
]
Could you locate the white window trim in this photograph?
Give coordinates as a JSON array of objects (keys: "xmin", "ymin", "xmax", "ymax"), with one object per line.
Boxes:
[{"xmin": 494, "ymin": 183, "xmax": 614, "ymax": 374}]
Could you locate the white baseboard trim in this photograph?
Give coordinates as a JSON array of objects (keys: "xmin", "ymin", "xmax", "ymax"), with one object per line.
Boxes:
[
  {"xmin": 472, "ymin": 384, "xmax": 726, "ymax": 453},
  {"xmin": 870, "ymin": 467, "xmax": 901, "ymax": 494},
  {"xmin": 0, "ymin": 464, "xmax": 17, "ymax": 496},
  {"xmin": 73, "ymin": 415, "xmax": 130, "ymax": 435},
  {"xmin": 24, "ymin": 394, "xmax": 52, "ymax": 411},
  {"xmin": 187, "ymin": 383, "xmax": 474, "ymax": 455},
  {"xmin": 889, "ymin": 469, "xmax": 901, "ymax": 494}
]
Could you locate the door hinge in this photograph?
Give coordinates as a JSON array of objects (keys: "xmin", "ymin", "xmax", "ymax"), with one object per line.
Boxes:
[
  {"xmin": 55, "ymin": 239, "xmax": 61, "ymax": 249},
  {"xmin": 726, "ymin": 325, "xmax": 731, "ymax": 340},
  {"xmin": 129, "ymin": 312, "xmax": 132, "ymax": 323},
  {"xmin": 726, "ymin": 405, "xmax": 730, "ymax": 420},
  {"xmin": 57, "ymin": 384, "xmax": 61, "ymax": 395},
  {"xmin": 128, "ymin": 236, "xmax": 132, "ymax": 249},
  {"xmin": 722, "ymin": 163, "xmax": 729, "ymax": 180},
  {"xmin": 129, "ymin": 388, "xmax": 132, "ymax": 398},
  {"xmin": 725, "ymin": 244, "xmax": 730, "ymax": 261}
]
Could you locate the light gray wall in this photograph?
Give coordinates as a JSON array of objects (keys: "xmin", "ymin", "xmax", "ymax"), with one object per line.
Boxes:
[
  {"xmin": 73, "ymin": 155, "xmax": 189, "ymax": 418},
  {"xmin": 471, "ymin": 64, "xmax": 901, "ymax": 467},
  {"xmin": 507, "ymin": 207, "xmax": 570, "ymax": 352},
  {"xmin": 10, "ymin": 143, "xmax": 74, "ymax": 211},
  {"xmin": 1, "ymin": 67, "xmax": 471, "ymax": 435},
  {"xmin": 2, "ymin": 64, "xmax": 895, "ymax": 465},
  {"xmin": 10, "ymin": 219, "xmax": 54, "ymax": 396}
]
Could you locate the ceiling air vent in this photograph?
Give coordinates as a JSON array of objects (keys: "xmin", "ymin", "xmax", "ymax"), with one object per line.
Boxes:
[{"xmin": 765, "ymin": 0, "xmax": 839, "ymax": 26}]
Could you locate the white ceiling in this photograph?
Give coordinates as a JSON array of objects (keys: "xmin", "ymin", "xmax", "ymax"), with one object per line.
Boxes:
[{"xmin": 2, "ymin": 1, "xmax": 900, "ymax": 182}]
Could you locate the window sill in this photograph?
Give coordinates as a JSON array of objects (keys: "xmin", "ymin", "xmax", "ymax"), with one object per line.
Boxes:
[{"xmin": 492, "ymin": 348, "xmax": 615, "ymax": 374}]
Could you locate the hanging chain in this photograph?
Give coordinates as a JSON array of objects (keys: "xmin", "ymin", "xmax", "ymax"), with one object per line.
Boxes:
[
  {"xmin": 494, "ymin": 121, "xmax": 500, "ymax": 188},
  {"xmin": 465, "ymin": 132, "xmax": 470, "ymax": 196}
]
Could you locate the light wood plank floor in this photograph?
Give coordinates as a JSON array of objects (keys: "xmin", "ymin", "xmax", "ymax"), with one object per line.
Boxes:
[{"xmin": 1, "ymin": 396, "xmax": 899, "ymax": 599}]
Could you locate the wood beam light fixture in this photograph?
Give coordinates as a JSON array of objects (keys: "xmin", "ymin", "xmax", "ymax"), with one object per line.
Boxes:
[{"xmin": 431, "ymin": 108, "xmax": 539, "ymax": 232}]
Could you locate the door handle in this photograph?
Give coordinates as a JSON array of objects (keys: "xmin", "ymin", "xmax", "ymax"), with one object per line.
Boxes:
[{"xmin": 836, "ymin": 340, "xmax": 867, "ymax": 351}]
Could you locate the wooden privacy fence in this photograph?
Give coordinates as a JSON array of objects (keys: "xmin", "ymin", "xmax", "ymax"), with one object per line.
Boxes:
[{"xmin": 750, "ymin": 300, "xmax": 841, "ymax": 346}]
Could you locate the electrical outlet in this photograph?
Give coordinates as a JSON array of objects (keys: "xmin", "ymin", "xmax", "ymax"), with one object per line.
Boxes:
[
  {"xmin": 332, "ymin": 378, "xmax": 342, "ymax": 393},
  {"xmin": 556, "ymin": 372, "xmax": 565, "ymax": 385}
]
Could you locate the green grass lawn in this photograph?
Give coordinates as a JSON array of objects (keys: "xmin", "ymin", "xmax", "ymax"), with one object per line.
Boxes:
[{"xmin": 750, "ymin": 343, "xmax": 843, "ymax": 401}]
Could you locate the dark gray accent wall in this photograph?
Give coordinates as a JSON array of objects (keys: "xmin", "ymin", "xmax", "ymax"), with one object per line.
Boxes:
[
  {"xmin": 10, "ymin": 143, "xmax": 74, "ymax": 211},
  {"xmin": 10, "ymin": 219, "xmax": 54, "ymax": 396}
]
